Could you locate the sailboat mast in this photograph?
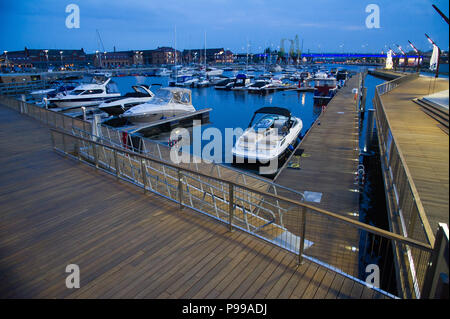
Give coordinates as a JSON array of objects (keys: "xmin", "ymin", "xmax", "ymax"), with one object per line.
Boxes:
[
  {"xmin": 204, "ymin": 31, "xmax": 207, "ymax": 71},
  {"xmin": 246, "ymin": 39, "xmax": 249, "ymax": 73},
  {"xmin": 174, "ymin": 25, "xmax": 177, "ymax": 78}
]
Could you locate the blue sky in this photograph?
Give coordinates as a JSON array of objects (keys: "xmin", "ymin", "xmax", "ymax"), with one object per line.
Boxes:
[{"xmin": 0, "ymin": 0, "xmax": 448, "ymax": 53}]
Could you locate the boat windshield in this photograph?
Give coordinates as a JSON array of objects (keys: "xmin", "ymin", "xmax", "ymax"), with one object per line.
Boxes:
[
  {"xmin": 252, "ymin": 114, "xmax": 290, "ymax": 134},
  {"xmin": 106, "ymin": 82, "xmax": 119, "ymax": 93},
  {"xmin": 149, "ymin": 89, "xmax": 173, "ymax": 105}
]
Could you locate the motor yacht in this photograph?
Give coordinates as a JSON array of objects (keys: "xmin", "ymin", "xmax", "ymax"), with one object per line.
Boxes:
[
  {"xmin": 247, "ymin": 77, "xmax": 284, "ymax": 94},
  {"xmin": 214, "ymin": 77, "xmax": 235, "ymax": 90},
  {"xmin": 47, "ymin": 77, "xmax": 120, "ymax": 109},
  {"xmin": 98, "ymin": 85, "xmax": 155, "ymax": 116},
  {"xmin": 156, "ymin": 68, "xmax": 172, "ymax": 76},
  {"xmin": 121, "ymin": 87, "xmax": 196, "ymax": 123},
  {"xmin": 205, "ymin": 67, "xmax": 224, "ymax": 76},
  {"xmin": 30, "ymin": 81, "xmax": 78, "ymax": 100},
  {"xmin": 230, "ymin": 74, "xmax": 252, "ymax": 91},
  {"xmin": 313, "ymin": 72, "xmax": 337, "ymax": 105},
  {"xmin": 232, "ymin": 107, "xmax": 302, "ymax": 164}
]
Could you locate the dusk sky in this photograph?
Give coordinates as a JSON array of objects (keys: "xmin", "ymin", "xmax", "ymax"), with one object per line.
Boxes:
[{"xmin": 1, "ymin": 0, "xmax": 448, "ymax": 54}]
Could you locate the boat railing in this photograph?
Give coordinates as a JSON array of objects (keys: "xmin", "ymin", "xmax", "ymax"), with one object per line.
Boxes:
[{"xmin": 0, "ymin": 92, "xmax": 445, "ymax": 299}]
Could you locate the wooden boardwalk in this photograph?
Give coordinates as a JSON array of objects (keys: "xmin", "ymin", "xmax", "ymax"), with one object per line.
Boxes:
[
  {"xmin": 379, "ymin": 75, "xmax": 449, "ymax": 232},
  {"xmin": 273, "ymin": 75, "xmax": 361, "ymax": 276},
  {"xmin": 0, "ymin": 104, "xmax": 388, "ymax": 299}
]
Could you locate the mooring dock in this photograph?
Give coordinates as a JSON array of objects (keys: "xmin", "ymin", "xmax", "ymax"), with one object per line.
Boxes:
[
  {"xmin": 0, "ymin": 105, "xmax": 386, "ymax": 299},
  {"xmin": 273, "ymin": 74, "xmax": 361, "ymax": 277},
  {"xmin": 275, "ymin": 73, "xmax": 360, "ymax": 215}
]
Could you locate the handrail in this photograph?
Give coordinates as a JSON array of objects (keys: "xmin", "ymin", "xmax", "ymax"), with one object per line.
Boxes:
[
  {"xmin": 50, "ymin": 127, "xmax": 433, "ymax": 252},
  {"xmin": 374, "ymin": 72, "xmax": 435, "ymax": 247}
]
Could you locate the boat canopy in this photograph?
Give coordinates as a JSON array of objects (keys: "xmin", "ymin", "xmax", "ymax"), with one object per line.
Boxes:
[
  {"xmin": 248, "ymin": 107, "xmax": 292, "ymax": 128},
  {"xmin": 254, "ymin": 107, "xmax": 291, "ymax": 118},
  {"xmin": 150, "ymin": 87, "xmax": 192, "ymax": 105}
]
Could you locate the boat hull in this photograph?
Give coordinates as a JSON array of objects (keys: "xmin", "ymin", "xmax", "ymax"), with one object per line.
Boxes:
[{"xmin": 122, "ymin": 109, "xmax": 195, "ymax": 124}]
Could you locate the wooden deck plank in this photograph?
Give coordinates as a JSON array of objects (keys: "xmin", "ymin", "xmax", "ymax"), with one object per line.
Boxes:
[
  {"xmin": 379, "ymin": 76, "xmax": 449, "ymax": 231},
  {"xmin": 0, "ymin": 104, "xmax": 388, "ymax": 299}
]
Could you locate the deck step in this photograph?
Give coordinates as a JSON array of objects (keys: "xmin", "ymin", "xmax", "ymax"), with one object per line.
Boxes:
[
  {"xmin": 413, "ymin": 98, "xmax": 449, "ymax": 119},
  {"xmin": 420, "ymin": 108, "xmax": 449, "ymax": 133},
  {"xmin": 437, "ymin": 124, "xmax": 449, "ymax": 135},
  {"xmin": 413, "ymin": 98, "xmax": 449, "ymax": 130}
]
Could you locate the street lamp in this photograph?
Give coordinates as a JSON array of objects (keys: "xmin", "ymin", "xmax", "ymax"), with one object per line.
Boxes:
[
  {"xmin": 425, "ymin": 33, "xmax": 441, "ymax": 78},
  {"xmin": 43, "ymin": 50, "xmax": 49, "ymax": 70},
  {"xmin": 59, "ymin": 51, "xmax": 64, "ymax": 70},
  {"xmin": 3, "ymin": 51, "xmax": 8, "ymax": 68},
  {"xmin": 408, "ymin": 40, "xmax": 421, "ymax": 73}
]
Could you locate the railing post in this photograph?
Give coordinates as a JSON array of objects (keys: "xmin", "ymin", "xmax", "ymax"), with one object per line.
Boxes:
[
  {"xmin": 75, "ymin": 138, "xmax": 80, "ymax": 161},
  {"xmin": 50, "ymin": 131, "xmax": 55, "ymax": 149},
  {"xmin": 422, "ymin": 223, "xmax": 449, "ymax": 299},
  {"xmin": 62, "ymin": 134, "xmax": 66, "ymax": 153},
  {"xmin": 298, "ymin": 206, "xmax": 307, "ymax": 265},
  {"xmin": 228, "ymin": 183, "xmax": 234, "ymax": 232},
  {"xmin": 141, "ymin": 159, "xmax": 147, "ymax": 193},
  {"xmin": 93, "ymin": 143, "xmax": 99, "ymax": 168},
  {"xmin": 178, "ymin": 169, "xmax": 183, "ymax": 209},
  {"xmin": 114, "ymin": 149, "xmax": 120, "ymax": 179}
]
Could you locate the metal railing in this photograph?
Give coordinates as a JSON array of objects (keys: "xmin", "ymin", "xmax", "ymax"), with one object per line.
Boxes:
[
  {"xmin": 50, "ymin": 126, "xmax": 436, "ymax": 299},
  {"xmin": 0, "ymin": 79, "xmax": 52, "ymax": 96},
  {"xmin": 0, "ymin": 91, "xmax": 440, "ymax": 299},
  {"xmin": 373, "ymin": 72, "xmax": 439, "ymax": 298}
]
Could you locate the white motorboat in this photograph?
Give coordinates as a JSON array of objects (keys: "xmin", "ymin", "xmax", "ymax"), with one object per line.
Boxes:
[
  {"xmin": 98, "ymin": 85, "xmax": 155, "ymax": 116},
  {"xmin": 205, "ymin": 67, "xmax": 223, "ymax": 76},
  {"xmin": 313, "ymin": 72, "xmax": 338, "ymax": 105},
  {"xmin": 214, "ymin": 77, "xmax": 235, "ymax": 90},
  {"xmin": 156, "ymin": 68, "xmax": 171, "ymax": 76},
  {"xmin": 91, "ymin": 70, "xmax": 112, "ymax": 77},
  {"xmin": 122, "ymin": 87, "xmax": 196, "ymax": 123},
  {"xmin": 48, "ymin": 77, "xmax": 120, "ymax": 109},
  {"xmin": 170, "ymin": 75, "xmax": 199, "ymax": 87},
  {"xmin": 194, "ymin": 77, "xmax": 210, "ymax": 88},
  {"xmin": 247, "ymin": 78, "xmax": 285, "ymax": 94},
  {"xmin": 232, "ymin": 107, "xmax": 302, "ymax": 163},
  {"xmin": 30, "ymin": 81, "xmax": 78, "ymax": 100},
  {"xmin": 230, "ymin": 73, "xmax": 252, "ymax": 91}
]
